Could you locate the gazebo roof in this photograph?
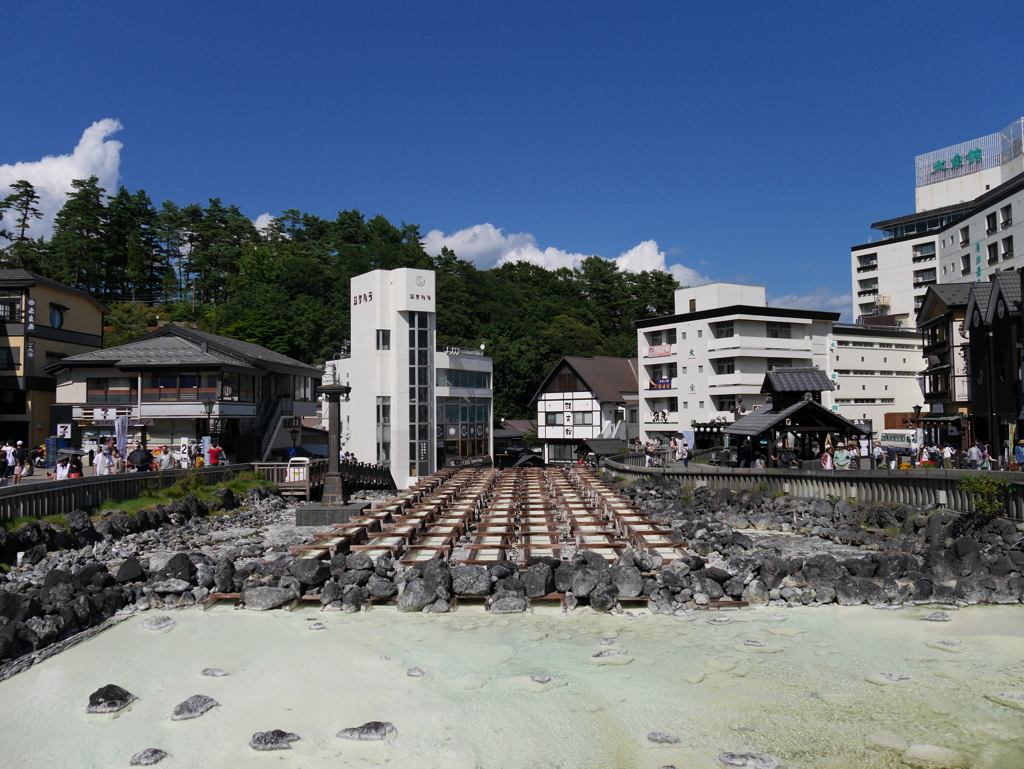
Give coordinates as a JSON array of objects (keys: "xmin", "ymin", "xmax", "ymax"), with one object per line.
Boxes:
[
  {"xmin": 761, "ymin": 367, "xmax": 834, "ymax": 394},
  {"xmin": 576, "ymin": 438, "xmax": 628, "ymax": 456},
  {"xmin": 724, "ymin": 397, "xmax": 868, "ymax": 438}
]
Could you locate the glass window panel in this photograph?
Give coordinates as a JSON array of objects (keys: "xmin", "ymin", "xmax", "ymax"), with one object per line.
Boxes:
[
  {"xmin": 178, "ymin": 373, "xmax": 198, "ymax": 400},
  {"xmin": 446, "ymin": 405, "xmax": 459, "ymax": 422},
  {"xmin": 87, "ymin": 378, "xmax": 108, "ymax": 404},
  {"xmin": 221, "ymin": 372, "xmax": 239, "ymax": 401},
  {"xmin": 418, "ymin": 424, "xmax": 428, "ymax": 440},
  {"xmin": 408, "ymin": 367, "xmax": 416, "ymax": 386},
  {"xmin": 409, "ymin": 387, "xmax": 416, "ymax": 402},
  {"xmin": 460, "ymin": 405, "xmax": 467, "ymax": 421},
  {"xmin": 417, "ymin": 367, "xmax": 428, "ymax": 385},
  {"xmin": 436, "ymin": 369, "xmax": 445, "ymax": 387},
  {"xmin": 409, "ymin": 350, "xmax": 416, "ymax": 365},
  {"xmin": 409, "ymin": 405, "xmax": 417, "ymax": 423},
  {"xmin": 200, "ymin": 374, "xmax": 219, "ymax": 400},
  {"xmin": 417, "ymin": 329, "xmax": 428, "ymax": 348},
  {"xmin": 417, "ymin": 405, "xmax": 429, "ymax": 423},
  {"xmin": 409, "ymin": 330, "xmax": 416, "ymax": 348},
  {"xmin": 417, "ymin": 349, "xmax": 427, "ymax": 365},
  {"xmin": 418, "ymin": 386, "xmax": 428, "ymax": 402}
]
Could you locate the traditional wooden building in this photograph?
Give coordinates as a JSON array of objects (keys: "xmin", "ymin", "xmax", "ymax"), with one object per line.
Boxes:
[
  {"xmin": 916, "ymin": 284, "xmax": 971, "ymax": 448},
  {"xmin": 963, "ymin": 272, "xmax": 1022, "ymax": 460}
]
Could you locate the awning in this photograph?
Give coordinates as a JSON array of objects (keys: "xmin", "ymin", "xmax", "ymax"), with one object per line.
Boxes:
[
  {"xmin": 917, "ymin": 414, "xmax": 963, "ymax": 423},
  {"xmin": 919, "ymin": 363, "xmax": 951, "ymax": 376}
]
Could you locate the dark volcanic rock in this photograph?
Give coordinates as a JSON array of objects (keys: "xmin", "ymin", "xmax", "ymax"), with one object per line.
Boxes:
[
  {"xmin": 66, "ymin": 509, "xmax": 102, "ymax": 547},
  {"xmin": 522, "ymin": 563, "xmax": 555, "ymax": 598},
  {"xmin": 367, "ymin": 574, "xmax": 398, "ymax": 598},
  {"xmin": 130, "ymin": 748, "xmax": 168, "ymax": 766},
  {"xmin": 161, "ymin": 552, "xmax": 197, "ymax": 584},
  {"xmin": 242, "ymin": 587, "xmax": 297, "ymax": 611},
  {"xmin": 397, "ymin": 579, "xmax": 436, "ymax": 612},
  {"xmin": 290, "ymin": 558, "xmax": 330, "ymax": 585},
  {"xmin": 170, "ymin": 694, "xmax": 219, "ymax": 721},
  {"xmin": 451, "ymin": 565, "xmax": 490, "ymax": 595},
  {"xmin": 590, "ymin": 583, "xmax": 619, "ymax": 612},
  {"xmin": 249, "ymin": 730, "xmax": 300, "ymax": 751},
  {"xmin": 213, "ymin": 558, "xmax": 235, "ymax": 592},
  {"xmin": 336, "ymin": 721, "xmax": 396, "ymax": 741},
  {"xmin": 554, "ymin": 560, "xmax": 575, "ymax": 593},
  {"xmin": 87, "ymin": 684, "xmax": 137, "ymax": 713},
  {"xmin": 489, "ymin": 595, "xmax": 528, "ymax": 613},
  {"xmin": 115, "ymin": 556, "xmax": 146, "ymax": 584},
  {"xmin": 610, "ymin": 565, "xmax": 643, "ymax": 598}
]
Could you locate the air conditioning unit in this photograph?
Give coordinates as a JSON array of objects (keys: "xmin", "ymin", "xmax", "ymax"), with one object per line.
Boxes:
[{"xmin": 875, "ymin": 295, "xmax": 891, "ymax": 307}]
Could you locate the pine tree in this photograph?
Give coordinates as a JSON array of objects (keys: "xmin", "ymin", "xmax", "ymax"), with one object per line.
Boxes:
[
  {"xmin": 1, "ymin": 180, "xmax": 44, "ymax": 268},
  {"xmin": 48, "ymin": 177, "xmax": 108, "ymax": 293}
]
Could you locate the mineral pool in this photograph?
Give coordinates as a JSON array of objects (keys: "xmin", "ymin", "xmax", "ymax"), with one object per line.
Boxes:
[{"xmin": 2, "ymin": 603, "xmax": 1023, "ymax": 768}]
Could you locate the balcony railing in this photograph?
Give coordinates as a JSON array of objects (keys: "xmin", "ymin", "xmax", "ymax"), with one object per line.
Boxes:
[
  {"xmin": 856, "ymin": 263, "xmax": 878, "ymax": 272},
  {"xmin": 858, "ymin": 288, "xmax": 879, "ymax": 297},
  {"xmin": 987, "ymin": 226, "xmax": 998, "ymax": 236},
  {"xmin": 645, "ymin": 411, "xmax": 678, "ymax": 424},
  {"xmin": 1003, "ymin": 251, "xmax": 1015, "ymax": 260},
  {"xmin": 436, "ymin": 344, "xmax": 485, "ymax": 357},
  {"xmin": 912, "ymin": 253, "xmax": 936, "ymax": 262},
  {"xmin": 1002, "ymin": 219, "xmax": 1013, "ymax": 229}
]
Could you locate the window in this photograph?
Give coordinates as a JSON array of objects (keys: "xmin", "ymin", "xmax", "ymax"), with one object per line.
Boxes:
[
  {"xmin": 715, "ymin": 396, "xmax": 736, "ymax": 412},
  {"xmin": 545, "ymin": 412, "xmax": 562, "ymax": 426},
  {"xmin": 680, "ymin": 331, "xmax": 686, "ymax": 340},
  {"xmin": 913, "ymin": 268, "xmax": 936, "ymax": 287},
  {"xmin": 766, "ymin": 322, "xmax": 791, "ymax": 339},
  {"xmin": 682, "ymin": 402, "xmax": 688, "ymax": 409},
  {"xmin": 688, "ymin": 299, "xmax": 696, "ymax": 312},
  {"xmin": 961, "ymin": 254, "xmax": 971, "ymax": 275},
  {"xmin": 858, "ymin": 278, "xmax": 878, "ymax": 295},
  {"xmin": 988, "ymin": 243, "xmax": 999, "ymax": 264},
  {"xmin": 49, "ymin": 305, "xmax": 65, "ymax": 329},
  {"xmin": 628, "ymin": 409, "xmax": 637, "ymax": 423},
  {"xmin": 549, "ymin": 444, "xmax": 574, "ymax": 461},
  {"xmin": 0, "ymin": 291, "xmax": 22, "ymax": 321},
  {"xmin": 664, "ymin": 329, "xmax": 677, "ymax": 345},
  {"xmin": 376, "ymin": 330, "xmax": 390, "ymax": 350},
  {"xmin": 714, "ymin": 321, "xmax": 734, "ymax": 339},
  {"xmin": 1001, "ymin": 205, "xmax": 1012, "ymax": 229},
  {"xmin": 697, "ymin": 365, "xmax": 703, "ymax": 373},
  {"xmin": 767, "ymin": 358, "xmax": 791, "ymax": 370},
  {"xmin": 959, "ymin": 226, "xmax": 970, "ymax": 247},
  {"xmin": 0, "ymin": 389, "xmax": 25, "ymax": 414},
  {"xmin": 912, "ymin": 242, "xmax": 936, "ymax": 262},
  {"xmin": 698, "ymin": 400, "xmax": 705, "ymax": 409},
  {"xmin": 0, "ymin": 347, "xmax": 19, "ymax": 370},
  {"xmin": 857, "ymin": 253, "xmax": 877, "ymax": 271},
  {"xmin": 714, "ymin": 358, "xmax": 735, "ymax": 375},
  {"xmin": 572, "ymin": 412, "xmax": 593, "ymax": 425},
  {"xmin": 649, "ymin": 331, "xmax": 662, "ymax": 346},
  {"xmin": 87, "ymin": 377, "xmax": 137, "ymax": 404},
  {"xmin": 986, "ymin": 212, "xmax": 998, "ymax": 235},
  {"xmin": 436, "ymin": 369, "xmax": 491, "ymax": 389},
  {"xmin": 697, "ymin": 329, "xmax": 703, "ymax": 338},
  {"xmin": 666, "ymin": 362, "xmax": 677, "ymax": 378},
  {"xmin": 1002, "ymin": 236, "xmax": 1014, "ymax": 260}
]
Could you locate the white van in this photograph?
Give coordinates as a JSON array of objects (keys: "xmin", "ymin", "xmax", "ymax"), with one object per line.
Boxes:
[{"xmin": 879, "ymin": 430, "xmax": 918, "ymax": 459}]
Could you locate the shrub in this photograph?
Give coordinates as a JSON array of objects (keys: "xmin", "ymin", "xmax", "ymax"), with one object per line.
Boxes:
[
  {"xmin": 772, "ymin": 490, "xmax": 788, "ymax": 499},
  {"xmin": 826, "ymin": 493, "xmax": 842, "ymax": 505},
  {"xmin": 957, "ymin": 474, "xmax": 1012, "ymax": 518}
]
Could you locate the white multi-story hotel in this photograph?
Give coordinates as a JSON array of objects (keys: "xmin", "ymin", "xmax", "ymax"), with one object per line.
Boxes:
[
  {"xmin": 634, "ymin": 283, "xmax": 925, "ymax": 442},
  {"xmin": 827, "ymin": 323, "xmax": 923, "ymax": 426},
  {"xmin": 852, "ymin": 117, "xmax": 1024, "ymax": 326},
  {"xmin": 326, "ymin": 268, "xmax": 493, "ymax": 489},
  {"xmin": 635, "ymin": 283, "xmax": 836, "ymax": 442}
]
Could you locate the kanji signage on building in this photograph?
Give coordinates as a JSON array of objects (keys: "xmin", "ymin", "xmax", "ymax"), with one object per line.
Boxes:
[{"xmin": 931, "ymin": 148, "xmax": 982, "ymax": 173}]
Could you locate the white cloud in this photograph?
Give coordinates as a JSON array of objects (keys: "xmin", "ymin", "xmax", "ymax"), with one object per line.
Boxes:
[
  {"xmin": 422, "ymin": 222, "xmax": 709, "ymax": 285},
  {"xmin": 768, "ymin": 287, "xmax": 852, "ymax": 321},
  {"xmin": 253, "ymin": 212, "xmax": 275, "ymax": 233},
  {"xmin": 0, "ymin": 119, "xmax": 123, "ymax": 238}
]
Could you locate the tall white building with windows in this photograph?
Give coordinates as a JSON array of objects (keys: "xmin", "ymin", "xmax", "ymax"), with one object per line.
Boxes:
[
  {"xmin": 853, "ymin": 117, "xmax": 1024, "ymax": 327},
  {"xmin": 326, "ymin": 268, "xmax": 493, "ymax": 489},
  {"xmin": 635, "ymin": 283, "xmax": 836, "ymax": 442}
]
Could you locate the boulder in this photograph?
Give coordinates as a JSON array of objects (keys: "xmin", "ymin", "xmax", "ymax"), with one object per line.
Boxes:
[
  {"xmin": 451, "ymin": 565, "xmax": 490, "ymax": 595},
  {"xmin": 742, "ymin": 580, "xmax": 770, "ymax": 605},
  {"xmin": 129, "ymin": 749, "xmax": 168, "ymax": 766},
  {"xmin": 320, "ymin": 582, "xmax": 342, "ymax": 606},
  {"xmin": 242, "ymin": 587, "xmax": 297, "ymax": 611},
  {"xmin": 290, "ymin": 558, "xmax": 330, "ymax": 586},
  {"xmin": 703, "ymin": 566, "xmax": 731, "ymax": 584},
  {"xmin": 213, "ymin": 558, "xmax": 235, "ymax": 593},
  {"xmin": 590, "ymin": 583, "xmax": 619, "ymax": 612},
  {"xmin": 367, "ymin": 575, "xmax": 398, "ymax": 598},
  {"xmin": 66, "ymin": 509, "xmax": 101, "ymax": 547},
  {"xmin": 87, "ymin": 684, "xmax": 137, "ymax": 713},
  {"xmin": 170, "ymin": 694, "xmax": 219, "ymax": 721},
  {"xmin": 489, "ymin": 595, "xmax": 528, "ymax": 613},
  {"xmin": 211, "ymin": 487, "xmax": 236, "ymax": 510},
  {"xmin": 522, "ymin": 563, "xmax": 555, "ymax": 598},
  {"xmin": 346, "ymin": 553, "xmax": 374, "ymax": 571},
  {"xmin": 116, "ymin": 557, "xmax": 146, "ymax": 584},
  {"xmin": 610, "ymin": 565, "xmax": 643, "ymax": 598},
  {"xmin": 397, "ymin": 579, "xmax": 436, "ymax": 612},
  {"xmin": 336, "ymin": 721, "xmax": 396, "ymax": 741},
  {"xmin": 953, "ymin": 579, "xmax": 987, "ymax": 605},
  {"xmin": 338, "ymin": 569, "xmax": 373, "ymax": 587},
  {"xmin": 329, "ymin": 553, "xmax": 348, "ymax": 577},
  {"xmin": 571, "ymin": 566, "xmax": 607, "ymax": 598},
  {"xmin": 342, "ymin": 586, "xmax": 369, "ymax": 609},
  {"xmin": 554, "ymin": 560, "xmax": 575, "ymax": 592},
  {"xmin": 161, "ymin": 553, "xmax": 197, "ymax": 584},
  {"xmin": 418, "ymin": 560, "xmax": 453, "ymax": 595},
  {"xmin": 803, "ymin": 554, "xmax": 844, "ymax": 585},
  {"xmin": 151, "ymin": 579, "xmax": 192, "ymax": 595},
  {"xmin": 249, "ymin": 730, "xmax": 299, "ymax": 751}
]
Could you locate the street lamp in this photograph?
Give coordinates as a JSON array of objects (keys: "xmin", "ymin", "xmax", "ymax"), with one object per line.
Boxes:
[
  {"xmin": 201, "ymin": 395, "xmax": 215, "ymax": 439},
  {"xmin": 289, "ymin": 427, "xmax": 300, "ymax": 451}
]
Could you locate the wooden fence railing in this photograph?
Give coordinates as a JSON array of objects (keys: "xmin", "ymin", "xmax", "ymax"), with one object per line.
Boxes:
[
  {"xmin": 0, "ymin": 464, "xmax": 251, "ymax": 522},
  {"xmin": 602, "ymin": 453, "xmax": 1024, "ymax": 522}
]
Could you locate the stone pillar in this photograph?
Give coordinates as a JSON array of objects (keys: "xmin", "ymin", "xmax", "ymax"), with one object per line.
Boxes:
[{"xmin": 319, "ymin": 383, "xmax": 351, "ymax": 505}]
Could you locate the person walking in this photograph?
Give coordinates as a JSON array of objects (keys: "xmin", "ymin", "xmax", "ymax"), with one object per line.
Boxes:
[
  {"xmin": 12, "ymin": 441, "xmax": 27, "ymax": 485},
  {"xmin": 821, "ymin": 446, "xmax": 834, "ymax": 470},
  {"xmin": 872, "ymin": 441, "xmax": 883, "ymax": 469},
  {"xmin": 158, "ymin": 446, "xmax": 175, "ymax": 471},
  {"xmin": 885, "ymin": 444, "xmax": 897, "ymax": 469},
  {"xmin": 834, "ymin": 444, "xmax": 851, "ymax": 470},
  {"xmin": 943, "ymin": 444, "xmax": 954, "ymax": 470},
  {"xmin": 680, "ymin": 441, "xmax": 689, "ymax": 468}
]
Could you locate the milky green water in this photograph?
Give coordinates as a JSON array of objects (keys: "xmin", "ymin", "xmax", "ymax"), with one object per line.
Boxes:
[{"xmin": 1, "ymin": 604, "xmax": 1023, "ymax": 768}]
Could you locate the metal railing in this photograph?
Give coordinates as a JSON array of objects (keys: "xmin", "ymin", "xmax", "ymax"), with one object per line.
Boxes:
[
  {"xmin": 602, "ymin": 454, "xmax": 1024, "ymax": 521},
  {"xmin": 0, "ymin": 464, "xmax": 251, "ymax": 522}
]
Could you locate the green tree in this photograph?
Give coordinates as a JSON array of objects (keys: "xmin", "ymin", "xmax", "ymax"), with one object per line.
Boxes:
[
  {"xmin": 1, "ymin": 180, "xmax": 45, "ymax": 268},
  {"xmin": 48, "ymin": 176, "xmax": 108, "ymax": 292}
]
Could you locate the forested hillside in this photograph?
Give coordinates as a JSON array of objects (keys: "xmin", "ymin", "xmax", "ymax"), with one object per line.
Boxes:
[{"xmin": 0, "ymin": 177, "xmax": 678, "ymax": 417}]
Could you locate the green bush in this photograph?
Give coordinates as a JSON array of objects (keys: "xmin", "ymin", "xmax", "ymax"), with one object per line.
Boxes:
[
  {"xmin": 753, "ymin": 481, "xmax": 769, "ymax": 492},
  {"xmin": 957, "ymin": 474, "xmax": 1012, "ymax": 518}
]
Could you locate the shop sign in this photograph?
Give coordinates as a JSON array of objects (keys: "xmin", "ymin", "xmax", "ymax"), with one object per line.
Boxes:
[
  {"xmin": 26, "ymin": 299, "xmax": 35, "ymax": 331},
  {"xmin": 650, "ymin": 378, "xmax": 672, "ymax": 390},
  {"xmin": 931, "ymin": 148, "xmax": 982, "ymax": 173},
  {"xmin": 647, "ymin": 344, "xmax": 672, "ymax": 358}
]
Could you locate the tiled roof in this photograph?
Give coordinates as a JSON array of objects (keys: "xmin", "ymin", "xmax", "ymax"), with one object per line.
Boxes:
[
  {"xmin": 761, "ymin": 367, "xmax": 834, "ymax": 394},
  {"xmin": 533, "ymin": 356, "xmax": 638, "ymax": 405},
  {"xmin": 969, "ymin": 281, "xmax": 994, "ymax": 319},
  {"xmin": 49, "ymin": 325, "xmax": 321, "ymax": 375},
  {"xmin": 725, "ymin": 398, "xmax": 867, "ymax": 438},
  {"xmin": 576, "ymin": 438, "xmax": 628, "ymax": 455},
  {"xmin": 925, "ymin": 284, "xmax": 972, "ymax": 307},
  {"xmin": 994, "ymin": 271, "xmax": 1022, "ymax": 310},
  {"xmin": 0, "ymin": 269, "xmax": 109, "ymax": 311}
]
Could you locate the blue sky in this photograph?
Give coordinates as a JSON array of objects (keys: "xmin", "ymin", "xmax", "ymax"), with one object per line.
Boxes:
[{"xmin": 3, "ymin": 1, "xmax": 1023, "ymax": 318}]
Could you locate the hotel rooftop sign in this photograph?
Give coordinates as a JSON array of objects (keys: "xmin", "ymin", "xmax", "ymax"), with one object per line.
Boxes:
[{"xmin": 914, "ymin": 117, "xmax": 1023, "ymax": 188}]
